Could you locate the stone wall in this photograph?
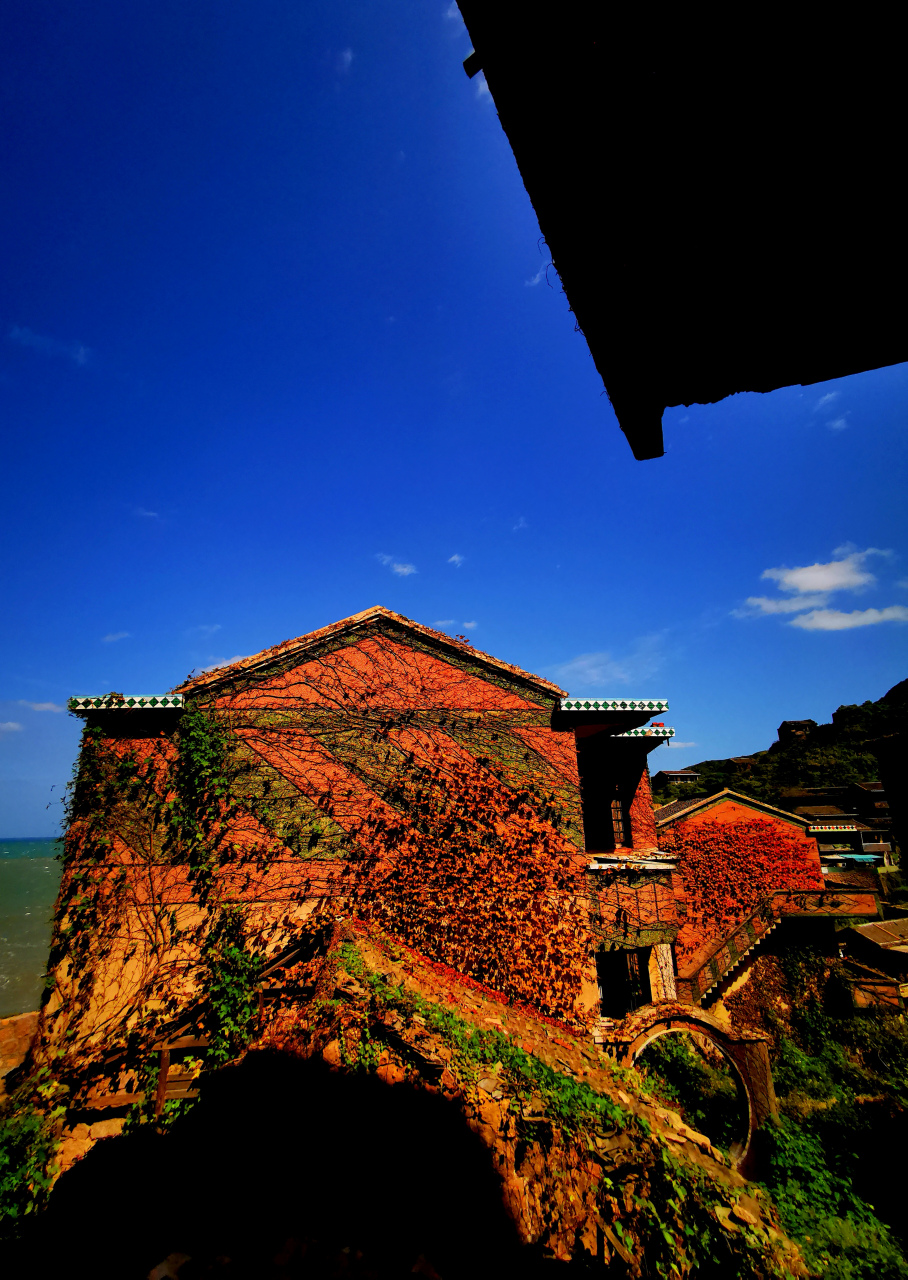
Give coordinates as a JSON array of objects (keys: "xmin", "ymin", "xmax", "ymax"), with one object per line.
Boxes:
[{"xmin": 0, "ymin": 1010, "xmax": 38, "ymax": 1094}]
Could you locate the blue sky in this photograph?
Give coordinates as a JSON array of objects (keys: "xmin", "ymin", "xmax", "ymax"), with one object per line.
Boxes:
[{"xmin": 2, "ymin": 1, "xmax": 906, "ymax": 835}]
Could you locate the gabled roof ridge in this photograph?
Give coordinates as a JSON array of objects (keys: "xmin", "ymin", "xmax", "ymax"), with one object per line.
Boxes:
[
  {"xmin": 174, "ymin": 605, "xmax": 567, "ymax": 697},
  {"xmin": 654, "ymin": 788, "xmax": 813, "ymax": 828}
]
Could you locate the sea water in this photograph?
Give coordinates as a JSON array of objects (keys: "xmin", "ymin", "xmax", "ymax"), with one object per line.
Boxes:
[{"xmin": 0, "ymin": 838, "xmax": 63, "ymax": 1018}]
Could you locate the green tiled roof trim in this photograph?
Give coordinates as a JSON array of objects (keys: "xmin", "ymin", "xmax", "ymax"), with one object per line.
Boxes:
[
  {"xmin": 809, "ymin": 824, "xmax": 858, "ymax": 832},
  {"xmin": 68, "ymin": 695, "xmax": 185, "ymax": 711},
  {"xmin": 614, "ymin": 727, "xmax": 675, "ymax": 738},
  {"xmin": 560, "ymin": 698, "xmax": 668, "ymax": 712}
]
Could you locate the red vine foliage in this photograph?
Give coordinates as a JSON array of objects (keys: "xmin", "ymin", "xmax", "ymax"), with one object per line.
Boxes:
[
  {"xmin": 661, "ymin": 817, "xmax": 824, "ymax": 966},
  {"xmin": 44, "ymin": 614, "xmax": 630, "ymax": 1092},
  {"xmin": 350, "ymin": 745, "xmax": 593, "ymax": 1025}
]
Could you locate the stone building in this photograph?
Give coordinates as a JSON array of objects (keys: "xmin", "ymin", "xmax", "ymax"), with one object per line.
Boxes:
[
  {"xmin": 652, "ymin": 790, "xmax": 880, "ymax": 1009},
  {"xmin": 43, "ymin": 607, "xmax": 674, "ymax": 1084},
  {"xmin": 38, "ymin": 608, "xmax": 883, "ymax": 1072}
]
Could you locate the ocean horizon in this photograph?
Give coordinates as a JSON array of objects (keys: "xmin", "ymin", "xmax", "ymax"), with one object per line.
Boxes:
[{"xmin": 0, "ymin": 837, "xmax": 63, "ymax": 1018}]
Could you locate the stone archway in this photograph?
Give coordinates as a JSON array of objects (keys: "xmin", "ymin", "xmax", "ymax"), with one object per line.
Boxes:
[{"xmin": 599, "ymin": 1003, "xmax": 778, "ymax": 1177}]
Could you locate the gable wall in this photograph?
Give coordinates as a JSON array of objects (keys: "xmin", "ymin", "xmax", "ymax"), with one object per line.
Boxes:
[
  {"xmin": 42, "ymin": 629, "xmax": 605, "ymax": 1086},
  {"xmin": 660, "ymin": 801, "xmax": 825, "ymax": 968}
]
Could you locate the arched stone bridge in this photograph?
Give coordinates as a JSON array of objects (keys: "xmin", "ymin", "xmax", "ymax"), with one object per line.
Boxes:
[{"xmin": 596, "ymin": 1002, "xmax": 778, "ymax": 1177}]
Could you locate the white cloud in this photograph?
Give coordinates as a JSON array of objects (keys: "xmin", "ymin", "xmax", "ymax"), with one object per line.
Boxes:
[
  {"xmin": 826, "ymin": 415, "xmax": 850, "ymax": 431},
  {"xmin": 814, "ymin": 390, "xmax": 839, "ymax": 410},
  {"xmin": 102, "ymin": 631, "xmax": 130, "ymax": 643},
  {"xmin": 448, "ymin": 553, "xmax": 465, "ymax": 568},
  {"xmin": 338, "ymin": 48, "xmax": 353, "ymax": 73},
  {"xmin": 188, "ymin": 624, "xmax": 221, "ymax": 636},
  {"xmin": 376, "ymin": 553, "xmax": 417, "ymax": 576},
  {"xmin": 551, "ymin": 652, "xmax": 632, "ymax": 687},
  {"xmin": 201, "ymin": 654, "xmax": 253, "ymax": 672},
  {"xmin": 17, "ymin": 701, "xmax": 64, "ymax": 712},
  {"xmin": 525, "ymin": 264, "xmax": 551, "ymax": 287},
  {"xmin": 550, "ymin": 635, "xmax": 663, "ymax": 690},
  {"xmin": 735, "ymin": 593, "xmax": 830, "ymax": 616},
  {"xmin": 761, "ymin": 547, "xmax": 887, "ymax": 596},
  {"xmin": 512, "ymin": 516, "xmax": 528, "ymax": 532},
  {"xmin": 790, "ymin": 606, "xmax": 908, "ymax": 631},
  {"xmin": 9, "ymin": 324, "xmax": 89, "ymax": 366},
  {"xmin": 462, "ymin": 620, "xmax": 477, "ymax": 630},
  {"xmin": 134, "ymin": 507, "xmax": 159, "ymax": 518},
  {"xmin": 663, "ymin": 741, "xmax": 697, "ymax": 749},
  {"xmin": 0, "ymin": 721, "xmax": 23, "ymax": 736},
  {"xmin": 475, "ymin": 72, "xmax": 491, "ymax": 99},
  {"xmin": 445, "ymin": 2, "xmax": 461, "ymax": 18},
  {"xmin": 434, "ymin": 619, "xmax": 457, "ymax": 627},
  {"xmin": 897, "ymin": 579, "xmax": 908, "ymax": 590}
]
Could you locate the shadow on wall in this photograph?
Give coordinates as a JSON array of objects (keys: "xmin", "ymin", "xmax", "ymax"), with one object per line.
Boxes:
[{"xmin": 3, "ymin": 1051, "xmax": 577, "ymax": 1280}]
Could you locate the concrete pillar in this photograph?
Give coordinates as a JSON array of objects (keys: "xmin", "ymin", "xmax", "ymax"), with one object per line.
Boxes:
[{"xmin": 648, "ymin": 943, "xmax": 677, "ymax": 1001}]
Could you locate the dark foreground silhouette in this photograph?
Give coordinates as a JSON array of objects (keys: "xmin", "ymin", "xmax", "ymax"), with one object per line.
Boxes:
[{"xmin": 2, "ymin": 1051, "xmax": 591, "ymax": 1280}]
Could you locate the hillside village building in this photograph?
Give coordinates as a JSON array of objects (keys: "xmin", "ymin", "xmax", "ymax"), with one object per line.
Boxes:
[
  {"xmin": 651, "ymin": 767, "xmax": 701, "ymax": 790},
  {"xmin": 652, "ymin": 790, "xmax": 881, "ymax": 1008},
  {"xmin": 22, "ymin": 608, "xmax": 886, "ymax": 1147}
]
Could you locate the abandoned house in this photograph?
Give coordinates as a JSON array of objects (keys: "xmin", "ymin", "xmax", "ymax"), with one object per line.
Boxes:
[
  {"xmin": 653, "ymin": 790, "xmax": 883, "ymax": 1009},
  {"xmin": 651, "ymin": 767, "xmax": 701, "ymax": 790},
  {"xmin": 20, "ymin": 607, "xmax": 886, "ymax": 1143}
]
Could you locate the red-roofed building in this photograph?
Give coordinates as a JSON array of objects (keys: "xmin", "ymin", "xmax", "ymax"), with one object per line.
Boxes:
[
  {"xmin": 653, "ymin": 791, "xmax": 880, "ymax": 1006},
  {"xmin": 53, "ymin": 608, "xmax": 677, "ymax": 1062},
  {"xmin": 46, "ymin": 614, "xmax": 885, "ymax": 1071}
]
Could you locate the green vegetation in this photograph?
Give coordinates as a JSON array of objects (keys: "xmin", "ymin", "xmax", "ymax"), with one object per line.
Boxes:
[
  {"xmin": 755, "ymin": 944, "xmax": 908, "ymax": 1278},
  {"xmin": 201, "ymin": 905, "xmax": 263, "ymax": 1066},
  {"xmin": 652, "ymin": 678, "xmax": 906, "ymax": 814},
  {"xmin": 337, "ymin": 943, "xmax": 797, "ymax": 1278},
  {"xmin": 0, "ymin": 1070, "xmax": 65, "ymax": 1238},
  {"xmin": 637, "ymin": 1032, "xmax": 746, "ymax": 1153},
  {"xmin": 341, "ymin": 942, "xmax": 629, "ymax": 1134}
]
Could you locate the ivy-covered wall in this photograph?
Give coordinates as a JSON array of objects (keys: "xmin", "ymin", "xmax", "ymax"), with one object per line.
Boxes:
[
  {"xmin": 659, "ymin": 805, "xmax": 826, "ymax": 968},
  {"xmin": 40, "ymin": 616, "xmax": 662, "ymax": 1111}
]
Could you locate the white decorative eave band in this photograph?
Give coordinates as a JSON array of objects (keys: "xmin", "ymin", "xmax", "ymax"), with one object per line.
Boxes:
[
  {"xmin": 809, "ymin": 824, "xmax": 858, "ymax": 832},
  {"xmin": 614, "ymin": 726, "xmax": 675, "ymax": 739},
  {"xmin": 560, "ymin": 698, "xmax": 668, "ymax": 712},
  {"xmin": 68, "ymin": 695, "xmax": 185, "ymax": 711},
  {"xmin": 588, "ymin": 858, "xmax": 676, "ymax": 872}
]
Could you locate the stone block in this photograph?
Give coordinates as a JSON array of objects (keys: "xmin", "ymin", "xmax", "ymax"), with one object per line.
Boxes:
[{"xmin": 90, "ymin": 1118, "xmax": 125, "ymax": 1140}]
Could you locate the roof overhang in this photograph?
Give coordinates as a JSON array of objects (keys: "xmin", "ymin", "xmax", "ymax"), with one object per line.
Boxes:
[
  {"xmin": 69, "ymin": 695, "xmax": 184, "ymax": 713},
  {"xmin": 552, "ymin": 697, "xmax": 669, "ymax": 733},
  {"xmin": 655, "ymin": 789, "xmax": 813, "ymax": 829},
  {"xmin": 455, "ymin": 4, "xmax": 906, "ymax": 460}
]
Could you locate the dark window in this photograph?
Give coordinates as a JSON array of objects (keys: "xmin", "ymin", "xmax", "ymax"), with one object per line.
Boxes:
[
  {"xmin": 576, "ymin": 733, "xmax": 636, "ymax": 850},
  {"xmin": 596, "ymin": 948, "xmax": 652, "ymax": 1018}
]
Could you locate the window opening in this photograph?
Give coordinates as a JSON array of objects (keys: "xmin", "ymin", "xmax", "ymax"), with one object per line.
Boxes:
[
  {"xmin": 610, "ymin": 794, "xmax": 629, "ymax": 847},
  {"xmin": 597, "ymin": 947, "xmax": 653, "ymax": 1018},
  {"xmin": 576, "ymin": 734, "xmax": 636, "ymax": 850}
]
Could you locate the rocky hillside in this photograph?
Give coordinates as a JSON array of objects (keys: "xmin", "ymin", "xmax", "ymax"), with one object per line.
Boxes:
[
  {"xmin": 653, "ymin": 679, "xmax": 907, "ymax": 808},
  {"xmin": 2, "ymin": 929, "xmax": 806, "ymax": 1279}
]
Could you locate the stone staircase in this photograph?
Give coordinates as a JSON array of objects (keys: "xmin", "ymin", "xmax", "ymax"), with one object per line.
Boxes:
[{"xmin": 675, "ymin": 901, "xmax": 781, "ymax": 1005}]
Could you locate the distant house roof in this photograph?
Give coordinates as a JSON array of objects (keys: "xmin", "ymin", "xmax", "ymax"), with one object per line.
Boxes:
[
  {"xmin": 851, "ymin": 918, "xmax": 908, "ymax": 950},
  {"xmin": 824, "ymin": 868, "xmax": 880, "ymax": 891},
  {"xmin": 175, "ymin": 606, "xmax": 567, "ymax": 699},
  {"xmin": 656, "ymin": 768, "xmax": 700, "ymax": 778},
  {"xmin": 652, "ymin": 797, "xmax": 706, "ymax": 821},
  {"xmin": 654, "ymin": 789, "xmax": 813, "ymax": 830}
]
